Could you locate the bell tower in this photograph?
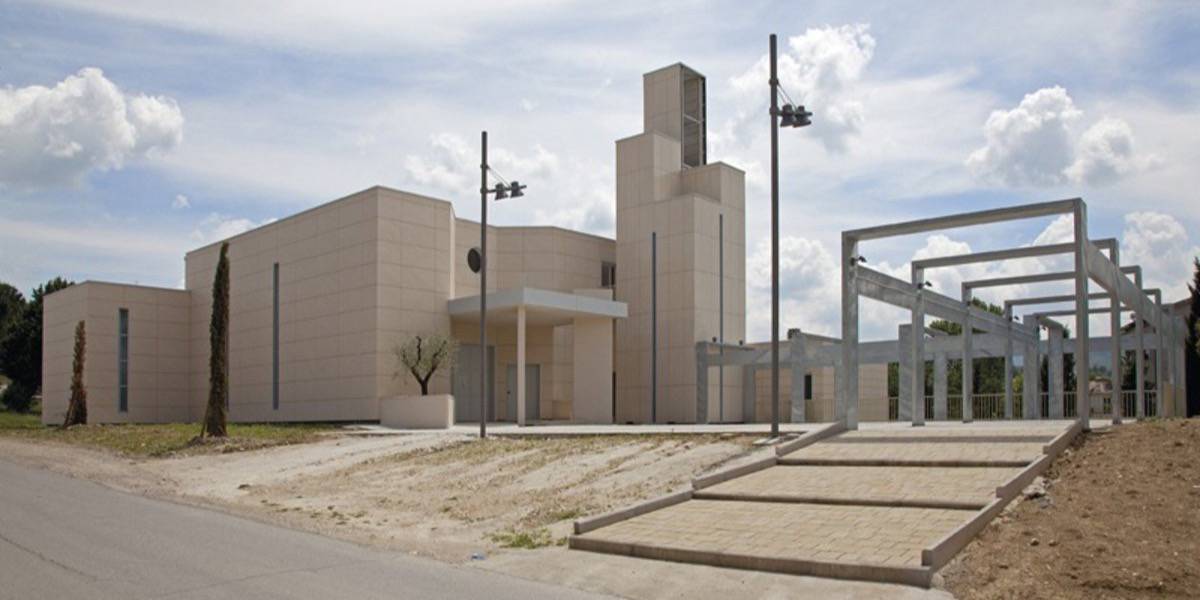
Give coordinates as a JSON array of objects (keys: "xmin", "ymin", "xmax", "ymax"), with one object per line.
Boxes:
[{"xmin": 613, "ymin": 63, "xmax": 746, "ymax": 424}]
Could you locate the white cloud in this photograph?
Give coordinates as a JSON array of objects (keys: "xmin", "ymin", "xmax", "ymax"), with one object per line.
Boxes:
[
  {"xmin": 1065, "ymin": 117, "xmax": 1160, "ymax": 185},
  {"xmin": 966, "ymin": 86, "xmax": 1158, "ymax": 188},
  {"xmin": 172, "ymin": 194, "xmax": 190, "ymax": 209},
  {"xmin": 0, "ymin": 67, "xmax": 183, "ymax": 189},
  {"xmin": 1120, "ymin": 211, "xmax": 1200, "ymax": 300},
  {"xmin": 401, "ymin": 133, "xmax": 475, "ymax": 198},
  {"xmin": 746, "ymin": 235, "xmax": 842, "ymax": 341},
  {"xmin": 190, "ymin": 213, "xmax": 275, "ymax": 245},
  {"xmin": 724, "ymin": 24, "xmax": 876, "ymax": 154},
  {"xmin": 965, "ymin": 86, "xmax": 1081, "ymax": 187}
]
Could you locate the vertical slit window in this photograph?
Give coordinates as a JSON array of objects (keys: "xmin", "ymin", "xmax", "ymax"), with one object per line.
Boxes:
[
  {"xmin": 804, "ymin": 374, "xmax": 813, "ymax": 401},
  {"xmin": 118, "ymin": 308, "xmax": 129, "ymax": 412},
  {"xmin": 272, "ymin": 262, "xmax": 280, "ymax": 411}
]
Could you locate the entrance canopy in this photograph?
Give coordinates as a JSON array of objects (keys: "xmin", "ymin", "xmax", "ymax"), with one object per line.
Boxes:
[
  {"xmin": 448, "ymin": 287, "xmax": 627, "ymax": 324},
  {"xmin": 448, "ymin": 287, "xmax": 627, "ymax": 426}
]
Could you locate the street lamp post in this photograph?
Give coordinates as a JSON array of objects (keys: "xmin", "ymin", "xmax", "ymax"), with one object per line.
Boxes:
[
  {"xmin": 767, "ymin": 33, "xmax": 812, "ymax": 439},
  {"xmin": 478, "ymin": 131, "xmax": 525, "ymax": 440}
]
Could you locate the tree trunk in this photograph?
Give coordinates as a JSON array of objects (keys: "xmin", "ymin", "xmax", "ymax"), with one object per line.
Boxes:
[
  {"xmin": 63, "ymin": 320, "xmax": 87, "ymax": 427},
  {"xmin": 202, "ymin": 242, "xmax": 230, "ymax": 438}
]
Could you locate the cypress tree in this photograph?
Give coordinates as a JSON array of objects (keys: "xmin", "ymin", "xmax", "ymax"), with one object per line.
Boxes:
[
  {"xmin": 63, "ymin": 320, "xmax": 87, "ymax": 427},
  {"xmin": 202, "ymin": 243, "xmax": 230, "ymax": 438}
]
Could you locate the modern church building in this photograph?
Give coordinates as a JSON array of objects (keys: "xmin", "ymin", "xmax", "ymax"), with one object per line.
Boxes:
[
  {"xmin": 39, "ymin": 61, "xmax": 1193, "ymax": 427},
  {"xmin": 40, "ymin": 63, "xmax": 766, "ymax": 426}
]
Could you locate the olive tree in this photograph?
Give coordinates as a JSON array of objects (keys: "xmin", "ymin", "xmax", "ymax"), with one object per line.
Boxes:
[{"xmin": 394, "ymin": 334, "xmax": 457, "ymax": 396}]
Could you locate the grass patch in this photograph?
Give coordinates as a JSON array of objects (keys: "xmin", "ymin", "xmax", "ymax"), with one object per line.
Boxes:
[
  {"xmin": 0, "ymin": 410, "xmax": 43, "ymax": 430},
  {"xmin": 489, "ymin": 527, "xmax": 555, "ymax": 549},
  {"xmin": 0, "ymin": 418, "xmax": 335, "ymax": 458}
]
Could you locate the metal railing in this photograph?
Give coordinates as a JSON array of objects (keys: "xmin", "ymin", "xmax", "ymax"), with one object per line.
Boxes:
[{"xmin": 887, "ymin": 389, "xmax": 1158, "ymax": 422}]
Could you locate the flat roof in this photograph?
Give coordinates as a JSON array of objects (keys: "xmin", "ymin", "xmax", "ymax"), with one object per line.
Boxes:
[{"xmin": 448, "ymin": 287, "xmax": 627, "ymax": 326}]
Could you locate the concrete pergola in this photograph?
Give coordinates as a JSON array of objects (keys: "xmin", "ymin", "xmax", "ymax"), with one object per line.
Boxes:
[
  {"xmin": 905, "ymin": 239, "xmax": 1118, "ymax": 426},
  {"xmin": 839, "ymin": 198, "xmax": 1176, "ymax": 431}
]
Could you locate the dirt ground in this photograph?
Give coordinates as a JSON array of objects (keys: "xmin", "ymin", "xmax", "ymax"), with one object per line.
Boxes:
[
  {"xmin": 944, "ymin": 419, "xmax": 1200, "ymax": 599},
  {"xmin": 0, "ymin": 432, "xmax": 761, "ymax": 561}
]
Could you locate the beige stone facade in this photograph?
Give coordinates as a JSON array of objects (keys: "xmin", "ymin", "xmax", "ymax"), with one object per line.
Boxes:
[
  {"xmin": 38, "ymin": 62, "xmax": 798, "ymax": 427},
  {"xmin": 615, "ymin": 64, "xmax": 747, "ymax": 424}
]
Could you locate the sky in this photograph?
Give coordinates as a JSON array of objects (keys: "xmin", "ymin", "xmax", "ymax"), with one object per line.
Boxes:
[{"xmin": 1, "ymin": 0, "xmax": 1198, "ymax": 343}]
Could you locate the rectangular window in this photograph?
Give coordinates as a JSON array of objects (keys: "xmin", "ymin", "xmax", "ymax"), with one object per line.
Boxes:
[
  {"xmin": 804, "ymin": 374, "xmax": 812, "ymax": 401},
  {"xmin": 272, "ymin": 262, "xmax": 280, "ymax": 410},
  {"xmin": 118, "ymin": 308, "xmax": 129, "ymax": 412},
  {"xmin": 601, "ymin": 262, "xmax": 616, "ymax": 289}
]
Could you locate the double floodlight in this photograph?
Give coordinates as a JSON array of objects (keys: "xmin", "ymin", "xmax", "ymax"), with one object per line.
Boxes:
[
  {"xmin": 776, "ymin": 103, "xmax": 812, "ymax": 128},
  {"xmin": 489, "ymin": 179, "xmax": 526, "ymax": 200}
]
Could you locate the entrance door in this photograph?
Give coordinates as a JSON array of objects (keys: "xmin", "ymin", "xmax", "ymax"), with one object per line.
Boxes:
[
  {"xmin": 505, "ymin": 364, "xmax": 540, "ymax": 422},
  {"xmin": 452, "ymin": 344, "xmax": 494, "ymax": 422}
]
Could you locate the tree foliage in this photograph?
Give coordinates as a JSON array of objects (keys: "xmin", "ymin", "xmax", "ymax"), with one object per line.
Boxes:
[
  {"xmin": 63, "ymin": 320, "xmax": 87, "ymax": 427},
  {"xmin": 394, "ymin": 334, "xmax": 458, "ymax": 396},
  {"xmin": 0, "ymin": 277, "xmax": 72, "ymax": 412},
  {"xmin": 201, "ymin": 243, "xmax": 230, "ymax": 438}
]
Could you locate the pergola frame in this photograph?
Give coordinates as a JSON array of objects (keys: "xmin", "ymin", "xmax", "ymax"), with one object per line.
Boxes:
[
  {"xmin": 905, "ymin": 238, "xmax": 1119, "ymax": 426},
  {"xmin": 838, "ymin": 198, "xmax": 1173, "ymax": 432}
]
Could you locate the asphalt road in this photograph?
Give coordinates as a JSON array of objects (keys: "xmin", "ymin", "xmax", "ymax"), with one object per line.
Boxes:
[{"xmin": 0, "ymin": 460, "xmax": 615, "ymax": 600}]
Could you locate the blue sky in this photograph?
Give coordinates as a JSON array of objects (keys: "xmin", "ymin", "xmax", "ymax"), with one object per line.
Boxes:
[{"xmin": 2, "ymin": 0, "xmax": 1198, "ymax": 341}]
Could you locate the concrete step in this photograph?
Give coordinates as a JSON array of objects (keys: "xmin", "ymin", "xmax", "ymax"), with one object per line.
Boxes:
[
  {"xmin": 778, "ymin": 457, "xmax": 1031, "ymax": 468},
  {"xmin": 570, "ymin": 499, "xmax": 976, "ymax": 587},
  {"xmin": 693, "ymin": 464, "xmax": 1021, "ymax": 510},
  {"xmin": 781, "ymin": 440, "xmax": 1045, "ymax": 466}
]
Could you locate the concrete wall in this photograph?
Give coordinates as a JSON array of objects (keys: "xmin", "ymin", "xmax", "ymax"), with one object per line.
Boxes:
[
  {"xmin": 42, "ymin": 282, "xmax": 190, "ymax": 425},
  {"xmin": 185, "ymin": 188, "xmax": 382, "ymax": 422},
  {"xmin": 614, "ymin": 136, "xmax": 746, "ymax": 423},
  {"xmin": 750, "ymin": 363, "xmax": 888, "ymax": 424},
  {"xmin": 573, "ymin": 316, "xmax": 615, "ymax": 423}
]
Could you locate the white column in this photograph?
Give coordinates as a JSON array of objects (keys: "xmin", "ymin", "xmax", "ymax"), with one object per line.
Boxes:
[
  {"xmin": 898, "ymin": 324, "xmax": 912, "ymax": 422},
  {"xmin": 1003, "ymin": 307, "xmax": 1014, "ymax": 420},
  {"xmin": 1135, "ymin": 309, "xmax": 1145, "ymax": 419},
  {"xmin": 1023, "ymin": 315, "xmax": 1040, "ymax": 419},
  {"xmin": 517, "ymin": 305, "xmax": 526, "ymax": 427},
  {"xmin": 1155, "ymin": 296, "xmax": 1164, "ymax": 417},
  {"xmin": 1071, "ymin": 201, "xmax": 1091, "ymax": 430},
  {"xmin": 933, "ymin": 353, "xmax": 948, "ymax": 420},
  {"xmin": 1109, "ymin": 248, "xmax": 1122, "ymax": 425},
  {"xmin": 961, "ymin": 290, "xmax": 974, "ymax": 423},
  {"xmin": 910, "ymin": 267, "xmax": 926, "ymax": 426},
  {"xmin": 1049, "ymin": 327, "xmax": 1064, "ymax": 419}
]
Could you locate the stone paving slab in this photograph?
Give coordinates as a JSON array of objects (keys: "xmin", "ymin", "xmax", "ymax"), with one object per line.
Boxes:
[
  {"xmin": 697, "ymin": 465, "xmax": 1021, "ymax": 509},
  {"xmin": 780, "ymin": 441, "xmax": 1045, "ymax": 466},
  {"xmin": 572, "ymin": 499, "xmax": 975, "ymax": 569}
]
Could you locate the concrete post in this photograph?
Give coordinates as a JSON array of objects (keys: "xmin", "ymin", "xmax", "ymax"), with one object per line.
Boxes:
[
  {"xmin": 1154, "ymin": 293, "xmax": 1164, "ymax": 417},
  {"xmin": 1136, "ymin": 306, "xmax": 1146, "ymax": 419},
  {"xmin": 934, "ymin": 353, "xmax": 948, "ymax": 420},
  {"xmin": 790, "ymin": 333, "xmax": 805, "ymax": 423},
  {"xmin": 742, "ymin": 365, "xmax": 757, "ymax": 422},
  {"xmin": 1023, "ymin": 315, "xmax": 1040, "ymax": 419},
  {"xmin": 1004, "ymin": 306, "xmax": 1014, "ymax": 420},
  {"xmin": 840, "ymin": 233, "xmax": 860, "ymax": 429},
  {"xmin": 911, "ymin": 266, "xmax": 926, "ymax": 426},
  {"xmin": 517, "ymin": 304, "xmax": 527, "ymax": 426},
  {"xmin": 696, "ymin": 343, "xmax": 708, "ymax": 424},
  {"xmin": 1110, "ymin": 248, "xmax": 1122, "ymax": 425},
  {"xmin": 898, "ymin": 324, "xmax": 912, "ymax": 422},
  {"xmin": 961, "ymin": 288, "xmax": 974, "ymax": 423},
  {"xmin": 1048, "ymin": 326, "xmax": 1064, "ymax": 419},
  {"xmin": 1072, "ymin": 201, "xmax": 1091, "ymax": 430}
]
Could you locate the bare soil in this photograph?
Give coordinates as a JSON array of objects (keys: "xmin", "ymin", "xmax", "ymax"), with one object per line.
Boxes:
[
  {"xmin": 944, "ymin": 419, "xmax": 1200, "ymax": 599},
  {"xmin": 0, "ymin": 432, "xmax": 759, "ymax": 562}
]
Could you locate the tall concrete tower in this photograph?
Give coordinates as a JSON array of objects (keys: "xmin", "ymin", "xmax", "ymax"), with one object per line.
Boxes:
[{"xmin": 614, "ymin": 63, "xmax": 746, "ymax": 423}]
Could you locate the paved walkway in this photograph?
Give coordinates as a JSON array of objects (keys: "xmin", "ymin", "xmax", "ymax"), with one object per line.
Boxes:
[
  {"xmin": 346, "ymin": 422, "xmax": 812, "ymax": 437},
  {"xmin": 570, "ymin": 419, "xmax": 1082, "ymax": 587}
]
